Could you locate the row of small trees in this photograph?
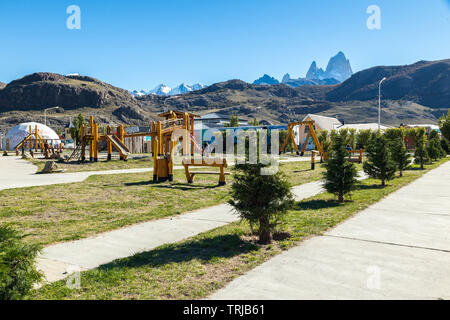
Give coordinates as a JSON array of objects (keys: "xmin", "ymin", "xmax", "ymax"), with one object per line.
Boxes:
[
  {"xmin": 324, "ymin": 125, "xmax": 449, "ymax": 202},
  {"xmin": 229, "ymin": 121, "xmax": 449, "ymax": 245}
]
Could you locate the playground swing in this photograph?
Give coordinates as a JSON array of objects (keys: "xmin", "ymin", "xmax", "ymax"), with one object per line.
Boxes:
[{"xmin": 280, "ymin": 120, "xmax": 324, "ymax": 158}]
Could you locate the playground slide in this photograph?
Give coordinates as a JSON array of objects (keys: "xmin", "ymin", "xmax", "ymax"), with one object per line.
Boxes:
[
  {"xmin": 189, "ymin": 134, "xmax": 209, "ymax": 156},
  {"xmin": 106, "ymin": 135, "xmax": 130, "ymax": 157},
  {"xmin": 14, "ymin": 134, "xmax": 33, "ymax": 150}
]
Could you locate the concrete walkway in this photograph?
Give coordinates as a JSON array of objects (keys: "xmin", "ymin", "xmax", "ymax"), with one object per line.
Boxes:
[
  {"xmin": 210, "ymin": 161, "xmax": 450, "ymax": 300},
  {"xmin": 0, "ymin": 156, "xmax": 154, "ymax": 191}
]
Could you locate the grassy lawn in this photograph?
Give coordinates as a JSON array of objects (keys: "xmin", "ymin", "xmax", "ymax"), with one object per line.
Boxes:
[
  {"xmin": 28, "ymin": 155, "xmax": 154, "ymax": 173},
  {"xmin": 30, "ymin": 158, "xmax": 449, "ymax": 300},
  {"xmin": 0, "ymin": 161, "xmax": 329, "ymax": 246}
]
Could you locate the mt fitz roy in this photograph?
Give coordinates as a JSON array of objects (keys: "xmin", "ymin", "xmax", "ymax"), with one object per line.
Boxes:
[{"xmin": 253, "ymin": 51, "xmax": 353, "ymax": 87}]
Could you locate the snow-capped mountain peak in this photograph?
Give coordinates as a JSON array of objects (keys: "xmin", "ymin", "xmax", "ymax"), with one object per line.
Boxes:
[
  {"xmin": 130, "ymin": 83, "xmax": 206, "ymax": 96},
  {"xmin": 168, "ymin": 83, "xmax": 207, "ymax": 96},
  {"xmin": 149, "ymin": 84, "xmax": 171, "ymax": 96}
]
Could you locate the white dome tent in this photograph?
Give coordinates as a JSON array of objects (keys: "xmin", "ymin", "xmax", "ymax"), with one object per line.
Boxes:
[{"xmin": 2, "ymin": 122, "xmax": 61, "ymax": 151}]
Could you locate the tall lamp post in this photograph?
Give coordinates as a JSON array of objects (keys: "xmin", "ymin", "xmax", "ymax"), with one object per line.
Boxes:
[
  {"xmin": 44, "ymin": 107, "xmax": 60, "ymax": 126},
  {"xmin": 378, "ymin": 77, "xmax": 387, "ymax": 130}
]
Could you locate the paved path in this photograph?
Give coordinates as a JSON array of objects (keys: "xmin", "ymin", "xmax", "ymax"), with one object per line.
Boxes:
[
  {"xmin": 0, "ymin": 155, "xmax": 313, "ymax": 192},
  {"xmin": 210, "ymin": 161, "xmax": 450, "ymax": 300},
  {"xmin": 0, "ymin": 156, "xmax": 154, "ymax": 191}
]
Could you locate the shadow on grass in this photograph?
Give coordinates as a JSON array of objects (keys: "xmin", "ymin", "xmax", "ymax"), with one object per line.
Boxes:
[
  {"xmin": 124, "ymin": 180, "xmax": 161, "ymax": 186},
  {"xmin": 407, "ymin": 167, "xmax": 428, "ymax": 171},
  {"xmin": 293, "ymin": 199, "xmax": 341, "ymax": 210},
  {"xmin": 293, "ymin": 169, "xmax": 313, "ymax": 173},
  {"xmin": 153, "ymin": 183, "xmax": 222, "ymax": 191},
  {"xmin": 357, "ymin": 184, "xmax": 387, "ymax": 190},
  {"xmin": 99, "ymin": 234, "xmax": 258, "ymax": 270}
]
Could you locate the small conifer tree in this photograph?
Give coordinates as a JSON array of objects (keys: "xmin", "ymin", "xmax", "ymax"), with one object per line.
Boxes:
[
  {"xmin": 441, "ymin": 138, "xmax": 450, "ymax": 155},
  {"xmin": 229, "ymin": 164, "xmax": 294, "ymax": 244},
  {"xmin": 439, "ymin": 110, "xmax": 450, "ymax": 142},
  {"xmin": 69, "ymin": 113, "xmax": 86, "ymax": 145},
  {"xmin": 427, "ymin": 131, "xmax": 445, "ymax": 161},
  {"xmin": 323, "ymin": 134, "xmax": 358, "ymax": 202},
  {"xmin": 414, "ymin": 128, "xmax": 429, "ymax": 169},
  {"xmin": 390, "ymin": 137, "xmax": 411, "ymax": 177},
  {"xmin": 0, "ymin": 226, "xmax": 42, "ymax": 300},
  {"xmin": 363, "ymin": 135, "xmax": 397, "ymax": 186}
]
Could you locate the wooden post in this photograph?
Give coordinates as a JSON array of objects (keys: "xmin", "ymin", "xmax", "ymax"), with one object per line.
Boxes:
[
  {"xmin": 184, "ymin": 163, "xmax": 192, "ymax": 183},
  {"xmin": 80, "ymin": 124, "xmax": 86, "ymax": 162},
  {"xmin": 118, "ymin": 125, "xmax": 124, "ymax": 160},
  {"xmin": 34, "ymin": 125, "xmax": 39, "ymax": 152},
  {"xmin": 152, "ymin": 124, "xmax": 158, "ymax": 182},
  {"xmin": 219, "ymin": 165, "xmax": 226, "ymax": 186},
  {"xmin": 311, "ymin": 151, "xmax": 316, "ymax": 170},
  {"xmin": 89, "ymin": 116, "xmax": 94, "ymax": 162},
  {"xmin": 157, "ymin": 122, "xmax": 162, "ymax": 156},
  {"xmin": 93, "ymin": 123, "xmax": 99, "ymax": 162},
  {"xmin": 107, "ymin": 126, "xmax": 112, "ymax": 161},
  {"xmin": 168, "ymin": 139, "xmax": 174, "ymax": 182},
  {"xmin": 190, "ymin": 116, "xmax": 195, "ymax": 156}
]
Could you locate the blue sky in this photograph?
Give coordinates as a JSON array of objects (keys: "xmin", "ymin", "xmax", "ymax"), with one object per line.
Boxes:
[{"xmin": 0, "ymin": 0, "xmax": 449, "ymax": 90}]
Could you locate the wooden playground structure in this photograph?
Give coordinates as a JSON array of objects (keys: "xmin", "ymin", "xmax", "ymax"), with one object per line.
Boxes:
[
  {"xmin": 280, "ymin": 120, "xmax": 364, "ymax": 167},
  {"xmin": 76, "ymin": 111, "xmax": 230, "ymax": 185},
  {"xmin": 13, "ymin": 124, "xmax": 63, "ymax": 159},
  {"xmin": 280, "ymin": 120, "xmax": 324, "ymax": 157},
  {"xmin": 78, "ymin": 116, "xmax": 130, "ymax": 162}
]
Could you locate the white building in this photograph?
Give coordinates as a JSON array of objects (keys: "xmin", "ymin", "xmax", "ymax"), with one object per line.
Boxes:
[
  {"xmin": 337, "ymin": 123, "xmax": 392, "ymax": 131},
  {"xmin": 294, "ymin": 114, "xmax": 342, "ymax": 147},
  {"xmin": 2, "ymin": 122, "xmax": 61, "ymax": 151},
  {"xmin": 194, "ymin": 112, "xmax": 249, "ymax": 132}
]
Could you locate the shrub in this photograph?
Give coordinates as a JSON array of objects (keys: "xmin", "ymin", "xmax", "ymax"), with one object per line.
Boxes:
[
  {"xmin": 390, "ymin": 137, "xmax": 411, "ymax": 177},
  {"xmin": 384, "ymin": 128, "xmax": 404, "ymax": 142},
  {"xmin": 439, "ymin": 110, "xmax": 450, "ymax": 142},
  {"xmin": 363, "ymin": 135, "xmax": 397, "ymax": 186},
  {"xmin": 441, "ymin": 138, "xmax": 450, "ymax": 155},
  {"xmin": 413, "ymin": 128, "xmax": 429, "ymax": 169},
  {"xmin": 69, "ymin": 113, "xmax": 86, "ymax": 145},
  {"xmin": 0, "ymin": 226, "xmax": 42, "ymax": 300},
  {"xmin": 356, "ymin": 129, "xmax": 372, "ymax": 149},
  {"xmin": 323, "ymin": 134, "xmax": 359, "ymax": 202},
  {"xmin": 318, "ymin": 130, "xmax": 331, "ymax": 154},
  {"xmin": 229, "ymin": 164, "xmax": 294, "ymax": 244},
  {"xmin": 427, "ymin": 130, "xmax": 445, "ymax": 161}
]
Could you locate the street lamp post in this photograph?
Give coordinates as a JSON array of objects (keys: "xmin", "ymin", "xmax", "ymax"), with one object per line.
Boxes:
[
  {"xmin": 378, "ymin": 77, "xmax": 387, "ymax": 130},
  {"xmin": 44, "ymin": 107, "xmax": 60, "ymax": 126}
]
